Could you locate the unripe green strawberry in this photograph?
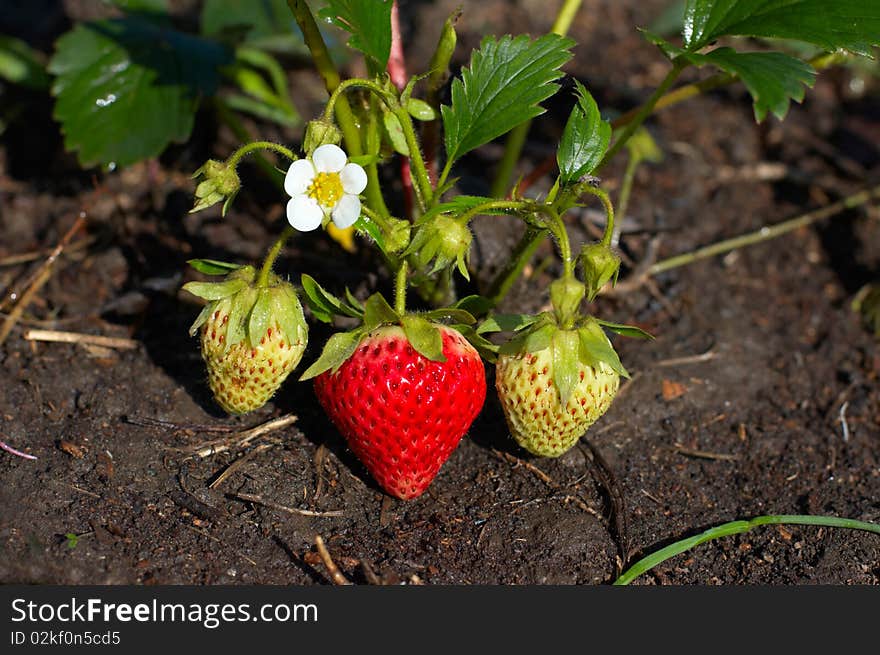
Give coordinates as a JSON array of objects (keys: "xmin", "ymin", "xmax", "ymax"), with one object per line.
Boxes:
[
  {"xmin": 184, "ymin": 265, "xmax": 307, "ymax": 415},
  {"xmin": 311, "ymin": 324, "xmax": 486, "ymax": 500},
  {"xmin": 496, "ymin": 347, "xmax": 619, "ymax": 457}
]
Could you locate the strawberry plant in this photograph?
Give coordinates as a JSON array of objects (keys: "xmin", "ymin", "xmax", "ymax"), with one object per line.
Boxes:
[{"xmin": 175, "ymin": 0, "xmax": 880, "ymax": 500}]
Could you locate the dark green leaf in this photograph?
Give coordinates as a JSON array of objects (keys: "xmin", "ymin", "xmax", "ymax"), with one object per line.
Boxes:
[
  {"xmin": 354, "ymin": 214, "xmax": 386, "ymax": 253},
  {"xmin": 48, "ymin": 17, "xmax": 231, "ymax": 167},
  {"xmin": 683, "ymin": 0, "xmax": 880, "ymax": 55},
  {"xmin": 442, "ymin": 33, "xmax": 574, "ymax": 166},
  {"xmin": 299, "ymin": 330, "xmax": 364, "ymax": 380},
  {"xmin": 477, "ymin": 313, "xmax": 541, "ymax": 335},
  {"xmin": 594, "ymin": 319, "xmax": 655, "ymax": 340},
  {"xmin": 182, "ymin": 278, "xmax": 247, "ymax": 300},
  {"xmin": 319, "ymin": 0, "xmax": 392, "ymax": 71},
  {"xmin": 551, "ymin": 329, "xmax": 580, "ymax": 405},
  {"xmin": 420, "ymin": 308, "xmax": 476, "ymax": 325},
  {"xmin": 187, "ymin": 258, "xmax": 242, "ymax": 276},
  {"xmin": 578, "ymin": 322, "xmax": 629, "ymax": 378},
  {"xmin": 681, "ymin": 47, "xmax": 816, "ymax": 121},
  {"xmin": 401, "ymin": 315, "xmax": 445, "ymax": 362},
  {"xmin": 557, "ymin": 79, "xmax": 611, "ymax": 184},
  {"xmin": 300, "ymin": 274, "xmax": 363, "ymax": 322},
  {"xmin": 0, "ymin": 35, "xmax": 50, "ymax": 90},
  {"xmin": 105, "ymin": 0, "xmax": 169, "ymax": 12},
  {"xmin": 453, "ymin": 294, "xmax": 494, "ymax": 318},
  {"xmin": 362, "ymin": 293, "xmax": 399, "ymax": 329}
]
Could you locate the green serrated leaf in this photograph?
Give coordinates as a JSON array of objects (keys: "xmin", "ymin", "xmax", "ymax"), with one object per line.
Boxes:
[
  {"xmin": 299, "ymin": 329, "xmax": 364, "ymax": 380},
  {"xmin": 353, "ymin": 214, "xmax": 386, "ymax": 254},
  {"xmin": 48, "ymin": 17, "xmax": 231, "ymax": 168},
  {"xmin": 594, "ymin": 319, "xmax": 655, "ymax": 340},
  {"xmin": 683, "ymin": 0, "xmax": 880, "ymax": 56},
  {"xmin": 182, "ymin": 278, "xmax": 247, "ymax": 301},
  {"xmin": 557, "ymin": 79, "xmax": 611, "ymax": 184},
  {"xmin": 401, "ymin": 315, "xmax": 445, "ymax": 362},
  {"xmin": 319, "ymin": 0, "xmax": 392, "ymax": 72},
  {"xmin": 0, "ymin": 35, "xmax": 50, "ymax": 90},
  {"xmin": 551, "ymin": 329, "xmax": 580, "ymax": 405},
  {"xmin": 362, "ymin": 293, "xmax": 399, "ymax": 329},
  {"xmin": 187, "ymin": 258, "xmax": 242, "ymax": 276},
  {"xmin": 477, "ymin": 313, "xmax": 541, "ymax": 335},
  {"xmin": 247, "ymin": 289, "xmax": 272, "ymax": 347},
  {"xmin": 578, "ymin": 322, "xmax": 629, "ymax": 378},
  {"xmin": 442, "ymin": 33, "xmax": 574, "ymax": 166},
  {"xmin": 681, "ymin": 48, "xmax": 816, "ymax": 121},
  {"xmin": 420, "ymin": 308, "xmax": 476, "ymax": 325},
  {"xmin": 188, "ymin": 300, "xmax": 216, "ymax": 336}
]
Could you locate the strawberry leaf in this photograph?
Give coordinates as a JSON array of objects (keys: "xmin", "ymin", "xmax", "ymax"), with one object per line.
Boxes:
[
  {"xmin": 594, "ymin": 319, "xmax": 655, "ymax": 340},
  {"xmin": 48, "ymin": 17, "xmax": 231, "ymax": 168},
  {"xmin": 683, "ymin": 0, "xmax": 880, "ymax": 56},
  {"xmin": 300, "ymin": 274, "xmax": 363, "ymax": 323},
  {"xmin": 187, "ymin": 258, "xmax": 242, "ymax": 276},
  {"xmin": 362, "ymin": 293, "xmax": 399, "ymax": 330},
  {"xmin": 578, "ymin": 321, "xmax": 629, "ymax": 378},
  {"xmin": 557, "ymin": 80, "xmax": 611, "ymax": 184},
  {"xmin": 551, "ymin": 329, "xmax": 581, "ymax": 405},
  {"xmin": 441, "ymin": 33, "xmax": 574, "ymax": 167},
  {"xmin": 299, "ymin": 329, "xmax": 364, "ymax": 380},
  {"xmin": 319, "ymin": 0, "xmax": 392, "ymax": 73},
  {"xmin": 401, "ymin": 315, "xmax": 445, "ymax": 362}
]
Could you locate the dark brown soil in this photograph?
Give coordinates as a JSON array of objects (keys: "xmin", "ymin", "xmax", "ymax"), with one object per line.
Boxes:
[{"xmin": 1, "ymin": 0, "xmax": 878, "ymax": 586}]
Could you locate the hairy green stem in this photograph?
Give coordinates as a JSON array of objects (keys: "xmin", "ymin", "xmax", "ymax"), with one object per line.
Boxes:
[
  {"xmin": 598, "ymin": 59, "xmax": 686, "ymax": 172},
  {"xmin": 215, "ymin": 99, "xmax": 286, "ymax": 184},
  {"xmin": 258, "ymin": 226, "xmax": 295, "ymax": 287},
  {"xmin": 228, "ymin": 140, "xmax": 296, "ymax": 168},
  {"xmin": 649, "ymin": 185, "xmax": 880, "ymax": 276},
  {"xmin": 578, "ymin": 185, "xmax": 615, "ymax": 246},
  {"xmin": 394, "ymin": 107, "xmax": 433, "ymax": 212},
  {"xmin": 489, "ymin": 0, "xmax": 584, "ymax": 197},
  {"xmin": 614, "ymin": 514, "xmax": 880, "ymax": 586},
  {"xmin": 394, "ymin": 260, "xmax": 408, "ymax": 315}
]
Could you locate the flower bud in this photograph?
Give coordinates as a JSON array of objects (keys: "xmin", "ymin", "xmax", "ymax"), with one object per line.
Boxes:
[
  {"xmin": 580, "ymin": 242, "xmax": 620, "ymax": 300},
  {"xmin": 549, "ymin": 275, "xmax": 585, "ymax": 327},
  {"xmin": 190, "ymin": 159, "xmax": 240, "ymax": 215},
  {"xmin": 303, "ymin": 119, "xmax": 342, "ymax": 154},
  {"xmin": 407, "ymin": 214, "xmax": 473, "ymax": 280}
]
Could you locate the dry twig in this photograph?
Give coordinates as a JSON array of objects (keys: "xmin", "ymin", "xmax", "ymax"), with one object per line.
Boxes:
[
  {"xmin": 23, "ymin": 329, "xmax": 139, "ymax": 350},
  {"xmin": 229, "ymin": 492, "xmax": 343, "ymax": 518},
  {"xmin": 314, "ymin": 535, "xmax": 352, "ymax": 585}
]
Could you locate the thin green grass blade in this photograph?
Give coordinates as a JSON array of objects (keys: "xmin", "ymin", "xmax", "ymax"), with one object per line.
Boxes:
[{"xmin": 613, "ymin": 514, "xmax": 880, "ymax": 585}]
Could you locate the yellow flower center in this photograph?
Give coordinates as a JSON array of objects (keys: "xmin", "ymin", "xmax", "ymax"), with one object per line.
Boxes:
[{"xmin": 307, "ymin": 172, "xmax": 344, "ymax": 208}]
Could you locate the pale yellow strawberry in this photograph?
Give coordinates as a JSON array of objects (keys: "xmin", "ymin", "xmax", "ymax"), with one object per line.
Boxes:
[{"xmin": 495, "ymin": 348, "xmax": 619, "ymax": 457}]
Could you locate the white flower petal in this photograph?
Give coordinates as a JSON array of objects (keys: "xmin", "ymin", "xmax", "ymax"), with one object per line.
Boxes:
[
  {"xmin": 284, "ymin": 159, "xmax": 315, "ymax": 197},
  {"xmin": 312, "ymin": 144, "xmax": 347, "ymax": 173},
  {"xmin": 339, "ymin": 162, "xmax": 367, "ymax": 195},
  {"xmin": 287, "ymin": 195, "xmax": 324, "ymax": 231},
  {"xmin": 331, "ymin": 194, "xmax": 361, "ymax": 229}
]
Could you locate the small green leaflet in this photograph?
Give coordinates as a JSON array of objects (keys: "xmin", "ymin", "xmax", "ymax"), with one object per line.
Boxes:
[
  {"xmin": 187, "ymin": 258, "xmax": 242, "ymax": 276},
  {"xmin": 49, "ymin": 17, "xmax": 231, "ymax": 168},
  {"xmin": 319, "ymin": 0, "xmax": 392, "ymax": 72},
  {"xmin": 686, "ymin": 48, "xmax": 816, "ymax": 121},
  {"xmin": 578, "ymin": 321, "xmax": 629, "ymax": 378},
  {"xmin": 683, "ymin": 0, "xmax": 880, "ymax": 56},
  {"xmin": 362, "ymin": 293, "xmax": 399, "ymax": 329},
  {"xmin": 182, "ymin": 277, "xmax": 247, "ymax": 301},
  {"xmin": 300, "ymin": 274, "xmax": 363, "ymax": 323},
  {"xmin": 401, "ymin": 315, "xmax": 445, "ymax": 362},
  {"xmin": 477, "ymin": 313, "xmax": 541, "ymax": 335},
  {"xmin": 557, "ymin": 80, "xmax": 611, "ymax": 184},
  {"xmin": 442, "ymin": 33, "xmax": 574, "ymax": 167},
  {"xmin": 593, "ymin": 319, "xmax": 654, "ymax": 340},
  {"xmin": 299, "ymin": 329, "xmax": 364, "ymax": 380}
]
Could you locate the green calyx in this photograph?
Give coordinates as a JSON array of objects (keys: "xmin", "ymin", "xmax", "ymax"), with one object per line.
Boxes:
[
  {"xmin": 404, "ymin": 214, "xmax": 473, "ymax": 281},
  {"xmin": 303, "ymin": 118, "xmax": 342, "ymax": 154},
  {"xmin": 183, "ymin": 264, "xmax": 307, "ymax": 354},
  {"xmin": 580, "ymin": 241, "xmax": 621, "ymax": 301},
  {"xmin": 190, "ymin": 159, "xmax": 241, "ymax": 216}
]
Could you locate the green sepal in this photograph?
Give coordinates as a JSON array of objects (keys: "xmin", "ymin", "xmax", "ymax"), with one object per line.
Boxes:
[
  {"xmin": 453, "ymin": 294, "xmax": 494, "ymax": 318},
  {"xmin": 182, "ymin": 277, "xmax": 247, "ymax": 301},
  {"xmin": 362, "ymin": 293, "xmax": 399, "ymax": 330},
  {"xmin": 420, "ymin": 308, "xmax": 476, "ymax": 325},
  {"xmin": 477, "ymin": 313, "xmax": 541, "ymax": 335},
  {"xmin": 187, "ymin": 259, "xmax": 242, "ymax": 276},
  {"xmin": 451, "ymin": 324, "xmax": 498, "ymax": 363},
  {"xmin": 270, "ymin": 284, "xmax": 307, "ymax": 347},
  {"xmin": 578, "ymin": 320, "xmax": 629, "ymax": 378},
  {"xmin": 188, "ymin": 300, "xmax": 216, "ymax": 336},
  {"xmin": 594, "ymin": 318, "xmax": 654, "ymax": 340},
  {"xmin": 300, "ymin": 274, "xmax": 363, "ymax": 323},
  {"xmin": 247, "ymin": 288, "xmax": 272, "ymax": 347},
  {"xmin": 344, "ymin": 287, "xmax": 364, "ymax": 313},
  {"xmin": 498, "ymin": 320, "xmax": 555, "ymax": 356},
  {"xmin": 551, "ymin": 329, "xmax": 580, "ymax": 405},
  {"xmin": 406, "ymin": 97, "xmax": 437, "ymax": 121},
  {"xmin": 225, "ymin": 286, "xmax": 257, "ymax": 351},
  {"xmin": 299, "ymin": 329, "xmax": 365, "ymax": 381},
  {"xmin": 401, "ymin": 315, "xmax": 445, "ymax": 362},
  {"xmin": 382, "ymin": 109, "xmax": 409, "ymax": 156}
]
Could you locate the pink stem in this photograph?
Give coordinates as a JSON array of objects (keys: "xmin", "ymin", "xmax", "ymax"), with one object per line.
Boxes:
[
  {"xmin": 0, "ymin": 439, "xmax": 37, "ymax": 460},
  {"xmin": 389, "ymin": 1, "xmax": 414, "ymax": 218}
]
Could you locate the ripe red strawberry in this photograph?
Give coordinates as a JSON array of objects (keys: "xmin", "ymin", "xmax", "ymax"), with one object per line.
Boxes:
[
  {"xmin": 313, "ymin": 324, "xmax": 486, "ymax": 500},
  {"xmin": 495, "ymin": 347, "xmax": 619, "ymax": 457}
]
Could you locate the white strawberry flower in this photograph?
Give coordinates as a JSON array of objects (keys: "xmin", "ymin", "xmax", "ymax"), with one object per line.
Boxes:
[{"xmin": 284, "ymin": 144, "xmax": 368, "ymax": 231}]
